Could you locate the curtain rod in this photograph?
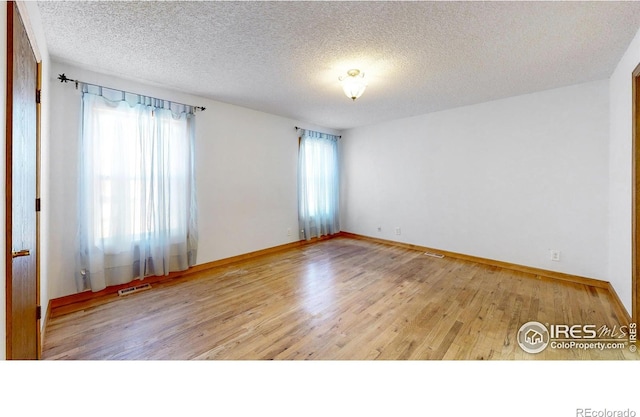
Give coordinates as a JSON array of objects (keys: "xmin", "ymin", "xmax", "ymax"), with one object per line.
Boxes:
[
  {"xmin": 57, "ymin": 73, "xmax": 206, "ymax": 112},
  {"xmin": 295, "ymin": 126, "xmax": 341, "ymax": 139}
]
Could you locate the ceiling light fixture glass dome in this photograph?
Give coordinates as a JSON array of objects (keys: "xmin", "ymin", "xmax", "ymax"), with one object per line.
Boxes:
[{"xmin": 339, "ymin": 69, "xmax": 367, "ymax": 101}]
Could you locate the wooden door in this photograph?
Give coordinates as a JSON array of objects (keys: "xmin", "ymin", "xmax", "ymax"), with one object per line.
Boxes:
[{"xmin": 5, "ymin": 2, "xmax": 39, "ymax": 359}]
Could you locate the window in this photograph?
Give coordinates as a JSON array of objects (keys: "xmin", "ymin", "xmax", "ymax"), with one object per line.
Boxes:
[
  {"xmin": 77, "ymin": 89, "xmax": 198, "ymax": 292},
  {"xmin": 298, "ymin": 129, "xmax": 340, "ymax": 240},
  {"xmin": 89, "ymin": 105, "xmax": 189, "ymax": 244}
]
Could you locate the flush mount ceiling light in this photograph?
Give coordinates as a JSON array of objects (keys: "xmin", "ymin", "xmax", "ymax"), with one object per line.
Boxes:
[{"xmin": 339, "ymin": 69, "xmax": 367, "ymax": 101}]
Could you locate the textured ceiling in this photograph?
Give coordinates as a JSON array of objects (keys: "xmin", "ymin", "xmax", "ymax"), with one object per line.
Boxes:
[{"xmin": 37, "ymin": 1, "xmax": 640, "ymax": 130}]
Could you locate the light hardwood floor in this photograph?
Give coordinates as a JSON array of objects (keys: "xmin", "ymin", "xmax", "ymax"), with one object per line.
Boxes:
[{"xmin": 42, "ymin": 237, "xmax": 639, "ymax": 360}]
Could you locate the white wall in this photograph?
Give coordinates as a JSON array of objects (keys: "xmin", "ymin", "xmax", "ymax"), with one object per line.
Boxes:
[
  {"xmin": 341, "ymin": 80, "xmax": 609, "ymax": 280},
  {"xmin": 609, "ymin": 27, "xmax": 640, "ymax": 316},
  {"xmin": 48, "ymin": 62, "xmax": 338, "ymax": 299}
]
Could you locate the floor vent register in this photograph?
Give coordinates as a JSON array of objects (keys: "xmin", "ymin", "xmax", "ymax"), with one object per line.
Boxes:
[{"xmin": 118, "ymin": 283, "xmax": 152, "ymax": 296}]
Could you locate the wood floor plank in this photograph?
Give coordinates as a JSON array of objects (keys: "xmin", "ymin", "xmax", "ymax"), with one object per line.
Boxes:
[{"xmin": 42, "ymin": 237, "xmax": 639, "ymax": 360}]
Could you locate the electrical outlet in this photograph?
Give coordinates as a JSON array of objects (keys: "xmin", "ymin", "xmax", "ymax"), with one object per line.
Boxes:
[
  {"xmin": 377, "ymin": 226, "xmax": 382, "ymax": 232},
  {"xmin": 550, "ymin": 250, "xmax": 560, "ymax": 262},
  {"xmin": 287, "ymin": 228, "xmax": 291, "ymax": 236},
  {"xmin": 395, "ymin": 227, "xmax": 401, "ymax": 235}
]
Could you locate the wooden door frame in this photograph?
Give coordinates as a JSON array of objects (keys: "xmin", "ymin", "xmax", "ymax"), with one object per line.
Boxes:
[
  {"xmin": 5, "ymin": 1, "xmax": 41, "ymax": 359},
  {"xmin": 632, "ymin": 63, "xmax": 640, "ymax": 325},
  {"xmin": 35, "ymin": 59, "xmax": 41, "ymax": 358}
]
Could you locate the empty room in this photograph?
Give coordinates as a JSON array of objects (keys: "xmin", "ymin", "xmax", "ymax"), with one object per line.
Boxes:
[{"xmin": 4, "ymin": 0, "xmax": 640, "ymax": 371}]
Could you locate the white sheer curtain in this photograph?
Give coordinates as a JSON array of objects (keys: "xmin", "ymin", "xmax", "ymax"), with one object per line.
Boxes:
[
  {"xmin": 298, "ymin": 129, "xmax": 340, "ymax": 240},
  {"xmin": 77, "ymin": 87, "xmax": 198, "ymax": 292}
]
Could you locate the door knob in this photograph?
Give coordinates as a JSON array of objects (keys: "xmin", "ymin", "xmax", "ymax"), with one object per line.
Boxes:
[{"xmin": 11, "ymin": 249, "xmax": 30, "ymax": 258}]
